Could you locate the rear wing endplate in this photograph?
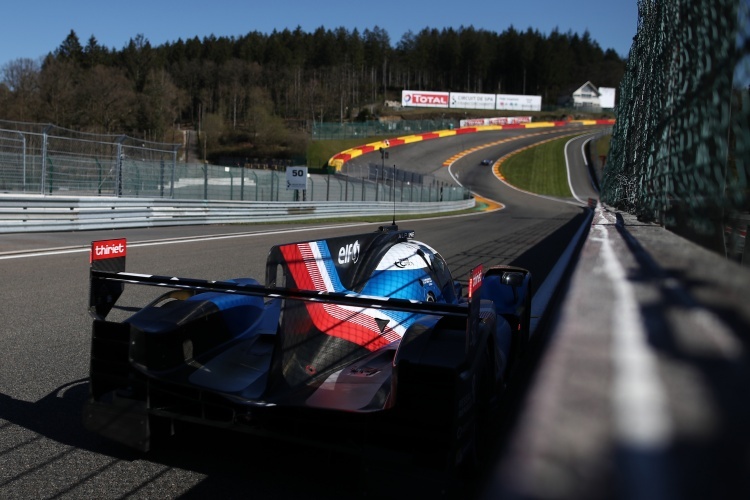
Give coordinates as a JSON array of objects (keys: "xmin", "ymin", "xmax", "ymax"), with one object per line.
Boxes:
[{"xmin": 89, "ymin": 238, "xmax": 127, "ymax": 319}]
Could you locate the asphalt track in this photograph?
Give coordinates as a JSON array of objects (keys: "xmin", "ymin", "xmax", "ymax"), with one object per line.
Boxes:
[{"xmin": 0, "ymin": 126, "xmax": 609, "ymax": 499}]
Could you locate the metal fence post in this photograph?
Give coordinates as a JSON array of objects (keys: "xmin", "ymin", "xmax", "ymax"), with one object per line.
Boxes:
[
  {"xmin": 240, "ymin": 167, "xmax": 245, "ymax": 201},
  {"xmin": 16, "ymin": 132, "xmax": 27, "ymax": 191},
  {"xmin": 40, "ymin": 126, "xmax": 50, "ymax": 195},
  {"xmin": 47, "ymin": 157, "xmax": 54, "ymax": 194},
  {"xmin": 159, "ymin": 160, "xmax": 165, "ymax": 197},
  {"xmin": 134, "ymin": 164, "xmax": 140, "ymax": 196},
  {"xmin": 170, "ymin": 145, "xmax": 178, "ymax": 198},
  {"xmin": 203, "ymin": 162, "xmax": 208, "ymax": 200},
  {"xmin": 227, "ymin": 167, "xmax": 234, "ymax": 200},
  {"xmin": 115, "ymin": 138, "xmax": 125, "ymax": 197}
]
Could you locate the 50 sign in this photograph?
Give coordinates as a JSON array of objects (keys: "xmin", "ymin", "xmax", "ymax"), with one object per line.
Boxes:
[{"xmin": 285, "ymin": 167, "xmax": 308, "ymax": 190}]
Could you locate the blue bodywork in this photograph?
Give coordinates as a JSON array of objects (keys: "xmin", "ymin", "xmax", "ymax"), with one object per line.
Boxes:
[{"xmin": 85, "ymin": 226, "xmax": 532, "ymax": 464}]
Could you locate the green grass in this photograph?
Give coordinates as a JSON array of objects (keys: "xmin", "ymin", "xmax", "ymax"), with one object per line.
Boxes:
[
  {"xmin": 310, "ymin": 132, "xmax": 607, "ymax": 200},
  {"xmin": 596, "ymin": 134, "xmax": 612, "ymax": 157},
  {"xmin": 501, "ymin": 136, "xmax": 574, "ymax": 198}
]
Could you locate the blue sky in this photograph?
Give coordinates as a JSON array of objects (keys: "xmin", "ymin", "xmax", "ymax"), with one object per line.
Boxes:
[{"xmin": 0, "ymin": 0, "xmax": 638, "ymax": 69}]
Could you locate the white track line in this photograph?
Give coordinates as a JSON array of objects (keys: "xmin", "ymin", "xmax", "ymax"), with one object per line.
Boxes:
[
  {"xmin": 593, "ymin": 208, "xmax": 672, "ymax": 448},
  {"xmin": 0, "ymin": 210, "xmax": 490, "ymax": 261}
]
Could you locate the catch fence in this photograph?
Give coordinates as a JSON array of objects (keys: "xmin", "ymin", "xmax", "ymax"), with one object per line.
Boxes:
[
  {"xmin": 313, "ymin": 118, "xmax": 458, "ymax": 140},
  {"xmin": 602, "ymin": 0, "xmax": 749, "ymax": 262},
  {"xmin": 0, "ymin": 121, "xmax": 470, "ymax": 203},
  {"xmin": 0, "ymin": 122, "xmax": 180, "ymax": 198}
]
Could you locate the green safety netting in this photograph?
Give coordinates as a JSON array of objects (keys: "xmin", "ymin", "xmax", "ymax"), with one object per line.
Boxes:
[{"xmin": 602, "ymin": 0, "xmax": 749, "ymax": 259}]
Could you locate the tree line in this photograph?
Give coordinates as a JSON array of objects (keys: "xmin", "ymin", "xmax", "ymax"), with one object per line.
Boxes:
[{"xmin": 0, "ymin": 26, "xmax": 626, "ymax": 160}]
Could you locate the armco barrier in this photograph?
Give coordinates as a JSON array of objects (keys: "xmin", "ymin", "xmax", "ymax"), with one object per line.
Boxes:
[{"xmin": 0, "ymin": 194, "xmax": 475, "ymax": 233}]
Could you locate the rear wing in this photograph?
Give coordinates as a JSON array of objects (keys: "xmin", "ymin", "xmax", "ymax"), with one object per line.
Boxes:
[{"xmin": 88, "ymin": 238, "xmax": 472, "ymax": 322}]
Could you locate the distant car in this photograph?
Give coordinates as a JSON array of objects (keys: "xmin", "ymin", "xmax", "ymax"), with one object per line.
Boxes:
[
  {"xmin": 85, "ymin": 225, "xmax": 532, "ymax": 471},
  {"xmin": 481, "ymin": 159, "xmax": 494, "ymax": 166}
]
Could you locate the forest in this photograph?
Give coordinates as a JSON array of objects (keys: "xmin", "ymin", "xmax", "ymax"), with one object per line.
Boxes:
[{"xmin": 0, "ymin": 26, "xmax": 626, "ymax": 161}]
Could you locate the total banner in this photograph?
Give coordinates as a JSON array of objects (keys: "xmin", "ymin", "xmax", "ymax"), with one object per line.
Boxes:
[
  {"xmin": 402, "ymin": 89, "xmax": 542, "ymax": 112},
  {"xmin": 401, "ymin": 90, "xmax": 450, "ymax": 108}
]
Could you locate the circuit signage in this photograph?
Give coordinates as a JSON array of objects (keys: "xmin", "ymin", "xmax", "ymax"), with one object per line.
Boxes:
[
  {"xmin": 496, "ymin": 94, "xmax": 542, "ymax": 111},
  {"xmin": 286, "ymin": 166, "xmax": 308, "ymax": 191},
  {"xmin": 450, "ymin": 92, "xmax": 496, "ymax": 110},
  {"xmin": 402, "ymin": 90, "xmax": 450, "ymax": 108}
]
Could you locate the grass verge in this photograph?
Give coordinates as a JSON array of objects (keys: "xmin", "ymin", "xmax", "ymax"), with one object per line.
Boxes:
[{"xmin": 500, "ymin": 136, "xmax": 574, "ymax": 197}]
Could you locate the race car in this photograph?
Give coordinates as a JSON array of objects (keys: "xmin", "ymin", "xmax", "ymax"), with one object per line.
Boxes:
[
  {"xmin": 480, "ymin": 158, "xmax": 494, "ymax": 166},
  {"xmin": 85, "ymin": 225, "xmax": 531, "ymax": 470}
]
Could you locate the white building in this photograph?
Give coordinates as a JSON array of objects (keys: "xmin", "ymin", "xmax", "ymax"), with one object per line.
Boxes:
[{"xmin": 558, "ymin": 81, "xmax": 606, "ymax": 111}]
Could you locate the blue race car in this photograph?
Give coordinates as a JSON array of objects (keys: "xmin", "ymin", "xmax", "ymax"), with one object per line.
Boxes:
[{"xmin": 85, "ymin": 225, "xmax": 531, "ymax": 470}]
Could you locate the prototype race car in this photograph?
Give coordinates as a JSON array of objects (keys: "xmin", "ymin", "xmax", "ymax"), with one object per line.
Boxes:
[{"xmin": 85, "ymin": 225, "xmax": 531, "ymax": 470}]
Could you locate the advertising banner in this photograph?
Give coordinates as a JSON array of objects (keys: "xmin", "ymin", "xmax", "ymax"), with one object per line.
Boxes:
[
  {"xmin": 90, "ymin": 238, "xmax": 127, "ymax": 262},
  {"xmin": 598, "ymin": 87, "xmax": 616, "ymax": 108},
  {"xmin": 496, "ymin": 94, "xmax": 542, "ymax": 111},
  {"xmin": 460, "ymin": 116, "xmax": 533, "ymax": 127},
  {"xmin": 449, "ymin": 92, "xmax": 496, "ymax": 110},
  {"xmin": 402, "ymin": 89, "xmax": 542, "ymax": 112},
  {"xmin": 402, "ymin": 90, "xmax": 450, "ymax": 108}
]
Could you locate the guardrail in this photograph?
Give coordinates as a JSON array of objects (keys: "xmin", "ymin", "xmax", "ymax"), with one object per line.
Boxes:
[{"xmin": 0, "ymin": 194, "xmax": 475, "ymax": 233}]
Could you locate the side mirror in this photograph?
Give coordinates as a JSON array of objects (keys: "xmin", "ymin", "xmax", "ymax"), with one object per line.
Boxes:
[
  {"xmin": 453, "ymin": 280, "xmax": 463, "ymax": 300},
  {"xmin": 503, "ymin": 272, "xmax": 524, "ymax": 301},
  {"xmin": 502, "ymin": 272, "xmax": 525, "ymax": 287}
]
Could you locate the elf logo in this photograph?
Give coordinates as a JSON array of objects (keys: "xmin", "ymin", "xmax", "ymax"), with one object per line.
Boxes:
[
  {"xmin": 395, "ymin": 258, "xmax": 413, "ymax": 268},
  {"xmin": 338, "ymin": 240, "xmax": 360, "ymax": 265}
]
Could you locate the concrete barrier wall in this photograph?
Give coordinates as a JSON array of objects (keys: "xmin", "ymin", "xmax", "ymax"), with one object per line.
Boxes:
[{"xmin": 0, "ymin": 194, "xmax": 475, "ymax": 233}]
